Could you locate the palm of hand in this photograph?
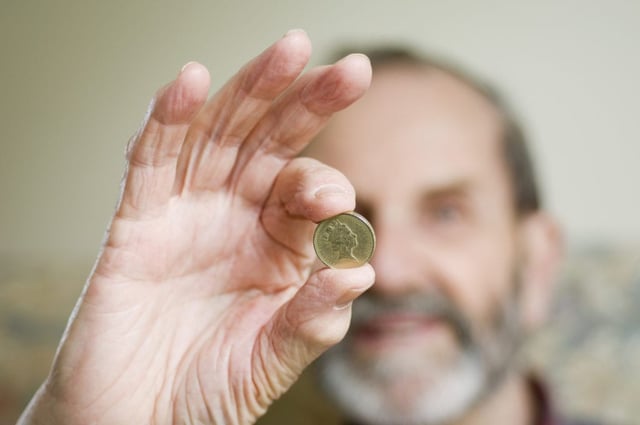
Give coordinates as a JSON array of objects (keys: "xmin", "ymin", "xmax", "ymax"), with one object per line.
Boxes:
[
  {"xmin": 84, "ymin": 195, "xmax": 313, "ymax": 424},
  {"xmin": 32, "ymin": 31, "xmax": 373, "ymax": 425}
]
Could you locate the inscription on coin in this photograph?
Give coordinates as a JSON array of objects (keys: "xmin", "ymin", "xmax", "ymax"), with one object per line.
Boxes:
[{"xmin": 313, "ymin": 212, "xmax": 375, "ymax": 269}]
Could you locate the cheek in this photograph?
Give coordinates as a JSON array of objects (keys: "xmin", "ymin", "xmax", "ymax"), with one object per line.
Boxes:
[{"xmin": 432, "ymin": 232, "xmax": 518, "ymax": 324}]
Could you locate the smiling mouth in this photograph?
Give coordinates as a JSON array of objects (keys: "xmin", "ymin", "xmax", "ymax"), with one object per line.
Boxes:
[{"xmin": 351, "ymin": 312, "xmax": 451, "ymax": 351}]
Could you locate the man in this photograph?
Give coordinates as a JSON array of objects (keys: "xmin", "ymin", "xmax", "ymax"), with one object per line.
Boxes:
[
  {"xmin": 307, "ymin": 48, "xmax": 564, "ymax": 425},
  {"xmin": 18, "ymin": 30, "xmax": 564, "ymax": 424}
]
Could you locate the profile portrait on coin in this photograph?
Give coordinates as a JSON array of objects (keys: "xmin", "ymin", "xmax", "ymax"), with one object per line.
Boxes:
[{"xmin": 324, "ymin": 219, "xmax": 359, "ymax": 263}]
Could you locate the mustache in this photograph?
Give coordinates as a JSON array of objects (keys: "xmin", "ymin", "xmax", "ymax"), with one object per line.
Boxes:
[{"xmin": 349, "ymin": 290, "xmax": 473, "ymax": 344}]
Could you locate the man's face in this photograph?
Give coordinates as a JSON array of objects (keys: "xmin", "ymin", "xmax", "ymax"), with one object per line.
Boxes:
[{"xmin": 309, "ymin": 65, "xmax": 527, "ymax": 424}]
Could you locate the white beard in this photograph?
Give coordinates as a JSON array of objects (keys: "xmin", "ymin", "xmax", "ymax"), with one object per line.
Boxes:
[
  {"xmin": 315, "ymin": 285, "xmax": 523, "ymax": 425},
  {"xmin": 318, "ymin": 345, "xmax": 486, "ymax": 425}
]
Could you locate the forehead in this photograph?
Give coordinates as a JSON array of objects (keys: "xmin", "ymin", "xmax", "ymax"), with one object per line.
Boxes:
[{"xmin": 309, "ymin": 65, "xmax": 508, "ymax": 199}]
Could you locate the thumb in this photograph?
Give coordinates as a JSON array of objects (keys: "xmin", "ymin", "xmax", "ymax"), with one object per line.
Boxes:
[{"xmin": 254, "ymin": 265, "xmax": 374, "ymax": 399}]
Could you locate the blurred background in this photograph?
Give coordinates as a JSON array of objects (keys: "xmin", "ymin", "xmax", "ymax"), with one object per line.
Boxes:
[{"xmin": 1, "ymin": 0, "xmax": 639, "ymax": 423}]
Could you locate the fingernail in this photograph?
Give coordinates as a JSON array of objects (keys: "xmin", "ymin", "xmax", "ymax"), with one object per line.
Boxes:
[
  {"xmin": 334, "ymin": 283, "xmax": 372, "ymax": 310},
  {"xmin": 313, "ymin": 184, "xmax": 349, "ymax": 200},
  {"xmin": 334, "ymin": 301, "xmax": 353, "ymax": 311},
  {"xmin": 284, "ymin": 28, "xmax": 306, "ymax": 38},
  {"xmin": 180, "ymin": 61, "xmax": 197, "ymax": 74},
  {"xmin": 336, "ymin": 53, "xmax": 370, "ymax": 65}
]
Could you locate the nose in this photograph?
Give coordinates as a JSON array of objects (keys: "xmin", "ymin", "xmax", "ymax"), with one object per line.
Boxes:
[{"xmin": 369, "ymin": 209, "xmax": 428, "ymax": 296}]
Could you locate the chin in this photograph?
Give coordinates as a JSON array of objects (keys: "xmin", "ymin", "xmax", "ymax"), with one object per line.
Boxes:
[{"xmin": 317, "ymin": 343, "xmax": 488, "ymax": 425}]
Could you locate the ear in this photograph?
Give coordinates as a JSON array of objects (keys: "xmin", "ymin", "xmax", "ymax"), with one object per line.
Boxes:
[{"xmin": 518, "ymin": 212, "xmax": 564, "ymax": 331}]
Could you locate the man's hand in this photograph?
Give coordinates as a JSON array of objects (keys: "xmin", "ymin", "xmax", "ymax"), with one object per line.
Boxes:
[{"xmin": 19, "ymin": 30, "xmax": 373, "ymax": 425}]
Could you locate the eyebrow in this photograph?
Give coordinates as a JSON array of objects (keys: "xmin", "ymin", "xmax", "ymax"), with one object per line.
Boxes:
[
  {"xmin": 355, "ymin": 180, "xmax": 473, "ymax": 216},
  {"xmin": 418, "ymin": 180, "xmax": 471, "ymax": 202}
]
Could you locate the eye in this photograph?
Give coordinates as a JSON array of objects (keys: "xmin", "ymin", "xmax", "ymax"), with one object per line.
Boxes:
[
  {"xmin": 419, "ymin": 195, "xmax": 469, "ymax": 231},
  {"xmin": 417, "ymin": 188, "xmax": 471, "ymax": 237},
  {"xmin": 431, "ymin": 203, "xmax": 462, "ymax": 223}
]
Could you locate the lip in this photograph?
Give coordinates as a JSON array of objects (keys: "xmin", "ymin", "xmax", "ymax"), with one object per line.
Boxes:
[{"xmin": 351, "ymin": 313, "xmax": 448, "ymax": 351}]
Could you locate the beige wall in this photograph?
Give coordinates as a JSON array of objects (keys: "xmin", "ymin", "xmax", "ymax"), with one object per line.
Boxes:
[{"xmin": 1, "ymin": 0, "xmax": 639, "ymax": 265}]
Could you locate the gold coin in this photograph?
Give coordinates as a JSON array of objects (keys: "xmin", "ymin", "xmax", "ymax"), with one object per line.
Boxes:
[{"xmin": 313, "ymin": 212, "xmax": 376, "ymax": 269}]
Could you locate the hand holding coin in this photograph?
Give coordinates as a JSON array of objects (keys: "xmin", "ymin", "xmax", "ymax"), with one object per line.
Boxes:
[{"xmin": 19, "ymin": 31, "xmax": 375, "ymax": 425}]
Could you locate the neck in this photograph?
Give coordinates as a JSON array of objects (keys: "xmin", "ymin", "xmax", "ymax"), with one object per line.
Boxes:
[{"xmin": 453, "ymin": 372, "xmax": 533, "ymax": 425}]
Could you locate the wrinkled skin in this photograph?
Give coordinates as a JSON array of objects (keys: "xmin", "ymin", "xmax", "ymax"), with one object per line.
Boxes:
[{"xmin": 19, "ymin": 30, "xmax": 374, "ymax": 425}]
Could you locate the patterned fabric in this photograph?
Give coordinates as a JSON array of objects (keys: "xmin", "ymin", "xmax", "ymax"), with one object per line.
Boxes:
[{"xmin": 532, "ymin": 377, "xmax": 608, "ymax": 425}]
